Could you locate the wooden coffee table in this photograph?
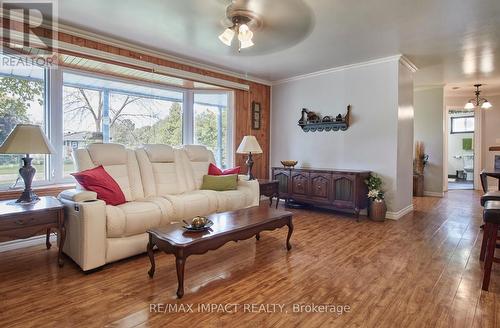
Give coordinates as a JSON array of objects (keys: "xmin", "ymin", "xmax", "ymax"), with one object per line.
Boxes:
[{"xmin": 147, "ymin": 206, "xmax": 293, "ymax": 298}]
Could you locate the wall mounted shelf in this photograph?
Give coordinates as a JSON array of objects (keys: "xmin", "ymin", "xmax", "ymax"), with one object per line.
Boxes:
[{"xmin": 298, "ymin": 105, "xmax": 351, "ymax": 132}]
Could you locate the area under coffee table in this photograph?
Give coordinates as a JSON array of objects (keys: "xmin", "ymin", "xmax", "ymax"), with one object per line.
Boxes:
[{"xmin": 147, "ymin": 206, "xmax": 293, "ymax": 298}]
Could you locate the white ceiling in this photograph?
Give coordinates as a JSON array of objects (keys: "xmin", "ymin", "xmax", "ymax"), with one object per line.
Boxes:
[{"xmin": 40, "ymin": 0, "xmax": 500, "ymax": 87}]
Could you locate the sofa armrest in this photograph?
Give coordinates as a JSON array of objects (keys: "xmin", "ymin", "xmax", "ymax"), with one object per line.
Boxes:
[
  {"xmin": 238, "ymin": 175, "xmax": 260, "ymax": 207},
  {"xmin": 59, "ymin": 189, "xmax": 97, "ymax": 203},
  {"xmin": 58, "ymin": 194, "xmax": 107, "ymax": 271}
]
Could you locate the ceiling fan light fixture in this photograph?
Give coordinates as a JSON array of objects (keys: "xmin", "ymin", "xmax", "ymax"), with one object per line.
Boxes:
[
  {"xmin": 239, "ymin": 39, "xmax": 254, "ymax": 49},
  {"xmin": 464, "ymin": 101, "xmax": 475, "ymax": 110},
  {"xmin": 218, "ymin": 28, "xmax": 235, "ymax": 46},
  {"xmin": 481, "ymin": 100, "xmax": 492, "ymax": 109}
]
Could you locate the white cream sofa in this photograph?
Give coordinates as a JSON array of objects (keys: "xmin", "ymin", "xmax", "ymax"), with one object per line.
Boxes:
[{"xmin": 58, "ymin": 143, "xmax": 259, "ymax": 271}]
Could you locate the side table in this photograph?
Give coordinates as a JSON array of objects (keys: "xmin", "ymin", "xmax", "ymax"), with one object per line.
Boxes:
[
  {"xmin": 0, "ymin": 196, "xmax": 66, "ymax": 266},
  {"xmin": 258, "ymin": 179, "xmax": 280, "ymax": 208}
]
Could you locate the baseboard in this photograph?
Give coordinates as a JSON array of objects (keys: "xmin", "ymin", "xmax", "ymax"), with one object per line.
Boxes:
[
  {"xmin": 423, "ymin": 191, "xmax": 444, "ymax": 197},
  {"xmin": 0, "ymin": 234, "xmax": 56, "ymax": 253},
  {"xmin": 386, "ymin": 204, "xmax": 414, "ymax": 220}
]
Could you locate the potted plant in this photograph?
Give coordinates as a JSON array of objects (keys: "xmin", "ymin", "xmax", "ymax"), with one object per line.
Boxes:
[{"xmin": 365, "ymin": 174, "xmax": 387, "ymax": 221}]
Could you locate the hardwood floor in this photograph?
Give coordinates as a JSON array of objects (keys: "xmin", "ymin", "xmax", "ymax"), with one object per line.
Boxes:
[{"xmin": 0, "ymin": 190, "xmax": 498, "ymax": 327}]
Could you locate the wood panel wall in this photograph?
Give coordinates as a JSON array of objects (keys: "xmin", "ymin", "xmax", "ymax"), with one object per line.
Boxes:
[{"xmin": 1, "ymin": 19, "xmax": 271, "ymax": 196}]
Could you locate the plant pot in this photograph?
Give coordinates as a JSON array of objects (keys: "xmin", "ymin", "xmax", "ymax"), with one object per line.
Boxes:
[{"xmin": 368, "ymin": 200, "xmax": 387, "ymax": 221}]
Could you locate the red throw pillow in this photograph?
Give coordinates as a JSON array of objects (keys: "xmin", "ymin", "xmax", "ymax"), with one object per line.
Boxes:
[
  {"xmin": 208, "ymin": 163, "xmax": 241, "ymax": 176},
  {"xmin": 71, "ymin": 166, "xmax": 126, "ymax": 206}
]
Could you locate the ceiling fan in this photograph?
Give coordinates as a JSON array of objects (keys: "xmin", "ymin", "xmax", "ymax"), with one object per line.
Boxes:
[
  {"xmin": 218, "ymin": 1, "xmax": 263, "ymax": 51},
  {"xmin": 216, "ymin": 0, "xmax": 313, "ymax": 54}
]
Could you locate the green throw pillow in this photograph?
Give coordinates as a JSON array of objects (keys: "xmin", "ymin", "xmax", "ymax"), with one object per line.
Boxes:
[{"xmin": 201, "ymin": 174, "xmax": 238, "ymax": 191}]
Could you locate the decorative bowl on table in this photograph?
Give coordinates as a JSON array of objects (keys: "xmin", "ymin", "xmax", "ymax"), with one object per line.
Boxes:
[
  {"xmin": 281, "ymin": 160, "xmax": 298, "ymax": 168},
  {"xmin": 182, "ymin": 216, "xmax": 214, "ymax": 232}
]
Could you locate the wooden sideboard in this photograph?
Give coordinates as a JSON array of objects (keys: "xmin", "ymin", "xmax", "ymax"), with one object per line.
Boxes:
[{"xmin": 271, "ymin": 167, "xmax": 370, "ymax": 217}]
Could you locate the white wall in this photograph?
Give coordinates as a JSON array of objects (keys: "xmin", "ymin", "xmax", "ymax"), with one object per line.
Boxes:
[
  {"xmin": 271, "ymin": 58, "xmax": 414, "ymax": 214},
  {"xmin": 414, "ymin": 87, "xmax": 444, "ymax": 194},
  {"xmin": 396, "ymin": 63, "xmax": 415, "ymax": 210}
]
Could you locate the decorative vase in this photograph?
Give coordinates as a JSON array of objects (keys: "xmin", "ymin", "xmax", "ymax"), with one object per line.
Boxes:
[{"xmin": 368, "ymin": 200, "xmax": 387, "ymax": 221}]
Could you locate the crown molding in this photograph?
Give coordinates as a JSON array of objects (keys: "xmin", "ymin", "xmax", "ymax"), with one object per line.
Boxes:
[
  {"xmin": 399, "ymin": 55, "xmax": 418, "ymax": 73},
  {"xmin": 273, "ymin": 55, "xmax": 418, "ymax": 85},
  {"xmin": 0, "ymin": 10, "xmax": 272, "ymax": 86}
]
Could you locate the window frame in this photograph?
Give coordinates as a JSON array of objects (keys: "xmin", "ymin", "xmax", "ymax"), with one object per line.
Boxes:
[
  {"xmin": 450, "ymin": 115, "xmax": 474, "ymax": 134},
  {"xmin": 0, "ymin": 66, "xmax": 235, "ymax": 190},
  {"xmin": 192, "ymin": 90, "xmax": 234, "ymax": 168}
]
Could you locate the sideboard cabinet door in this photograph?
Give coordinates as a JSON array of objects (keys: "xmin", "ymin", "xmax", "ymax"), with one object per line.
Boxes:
[
  {"xmin": 309, "ymin": 173, "xmax": 332, "ymax": 203},
  {"xmin": 291, "ymin": 171, "xmax": 309, "ymax": 197},
  {"xmin": 272, "ymin": 169, "xmax": 290, "ymax": 197},
  {"xmin": 331, "ymin": 174, "xmax": 355, "ymax": 209}
]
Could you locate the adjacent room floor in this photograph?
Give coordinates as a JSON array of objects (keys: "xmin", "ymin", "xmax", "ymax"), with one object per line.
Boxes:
[
  {"xmin": 448, "ymin": 178, "xmax": 474, "ymax": 190},
  {"xmin": 0, "ymin": 190, "xmax": 498, "ymax": 327}
]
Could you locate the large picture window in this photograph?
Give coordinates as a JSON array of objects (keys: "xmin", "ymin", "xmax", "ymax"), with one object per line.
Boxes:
[
  {"xmin": 62, "ymin": 71, "xmax": 184, "ymax": 177},
  {"xmin": 0, "ymin": 68, "xmax": 47, "ymax": 188},
  {"xmin": 0, "ymin": 66, "xmax": 234, "ymax": 190}
]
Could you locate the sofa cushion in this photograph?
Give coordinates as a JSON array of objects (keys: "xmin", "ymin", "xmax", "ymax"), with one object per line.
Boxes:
[
  {"xmin": 106, "ymin": 201, "xmax": 163, "ymax": 237},
  {"xmin": 71, "ymin": 166, "xmax": 126, "ymax": 206},
  {"xmin": 214, "ymin": 189, "xmax": 250, "ymax": 212},
  {"xmin": 162, "ymin": 190, "xmax": 218, "ymax": 220},
  {"xmin": 83, "ymin": 143, "xmax": 144, "ymax": 201},
  {"xmin": 201, "ymin": 174, "xmax": 238, "ymax": 191},
  {"xmin": 208, "ymin": 163, "xmax": 241, "ymax": 176},
  {"xmin": 136, "ymin": 146, "xmax": 187, "ymax": 197},
  {"xmin": 143, "ymin": 144, "xmax": 175, "ymax": 163},
  {"xmin": 181, "ymin": 145, "xmax": 216, "ymax": 190}
]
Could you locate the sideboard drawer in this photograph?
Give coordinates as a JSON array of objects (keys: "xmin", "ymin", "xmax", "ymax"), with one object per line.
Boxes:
[{"xmin": 0, "ymin": 211, "xmax": 56, "ymax": 231}]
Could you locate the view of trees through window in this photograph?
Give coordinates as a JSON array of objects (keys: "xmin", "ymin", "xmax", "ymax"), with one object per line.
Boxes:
[
  {"xmin": 194, "ymin": 93, "xmax": 229, "ymax": 168},
  {"xmin": 0, "ymin": 74, "xmax": 45, "ymax": 187},
  {"xmin": 63, "ymin": 73, "xmax": 183, "ymax": 177}
]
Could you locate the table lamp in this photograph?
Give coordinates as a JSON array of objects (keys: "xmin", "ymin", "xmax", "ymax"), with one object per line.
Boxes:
[
  {"xmin": 0, "ymin": 124, "xmax": 56, "ymax": 203},
  {"xmin": 236, "ymin": 135, "xmax": 262, "ymax": 180}
]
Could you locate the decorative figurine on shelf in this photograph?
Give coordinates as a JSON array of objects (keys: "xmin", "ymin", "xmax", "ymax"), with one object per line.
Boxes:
[{"xmin": 298, "ymin": 105, "xmax": 352, "ymax": 132}]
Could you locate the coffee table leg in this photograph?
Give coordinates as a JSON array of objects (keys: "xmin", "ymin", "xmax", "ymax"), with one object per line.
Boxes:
[
  {"xmin": 286, "ymin": 218, "xmax": 293, "ymax": 251},
  {"xmin": 147, "ymin": 236, "xmax": 155, "ymax": 278},
  {"xmin": 176, "ymin": 256, "xmax": 186, "ymax": 298}
]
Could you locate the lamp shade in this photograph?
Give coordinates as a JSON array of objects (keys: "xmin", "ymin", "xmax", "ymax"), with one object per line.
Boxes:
[
  {"xmin": 481, "ymin": 100, "xmax": 493, "ymax": 109},
  {"xmin": 236, "ymin": 135, "xmax": 262, "ymax": 154},
  {"xmin": 0, "ymin": 124, "xmax": 55, "ymax": 155},
  {"xmin": 464, "ymin": 101, "xmax": 475, "ymax": 110}
]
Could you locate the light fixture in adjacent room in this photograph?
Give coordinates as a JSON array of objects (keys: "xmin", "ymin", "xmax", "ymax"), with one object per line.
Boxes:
[{"xmin": 464, "ymin": 84, "xmax": 493, "ymax": 110}]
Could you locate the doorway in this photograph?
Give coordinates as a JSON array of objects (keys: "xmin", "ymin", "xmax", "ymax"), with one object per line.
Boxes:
[{"xmin": 447, "ymin": 110, "xmax": 474, "ymax": 190}]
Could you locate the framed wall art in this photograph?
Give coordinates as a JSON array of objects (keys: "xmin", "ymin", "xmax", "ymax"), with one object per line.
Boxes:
[{"xmin": 252, "ymin": 101, "xmax": 261, "ymax": 130}]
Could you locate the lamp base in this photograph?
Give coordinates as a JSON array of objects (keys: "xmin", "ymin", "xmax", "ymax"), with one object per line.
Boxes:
[
  {"xmin": 246, "ymin": 152, "xmax": 256, "ymax": 180},
  {"xmin": 16, "ymin": 190, "xmax": 40, "ymax": 204},
  {"xmin": 16, "ymin": 155, "xmax": 40, "ymax": 204}
]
